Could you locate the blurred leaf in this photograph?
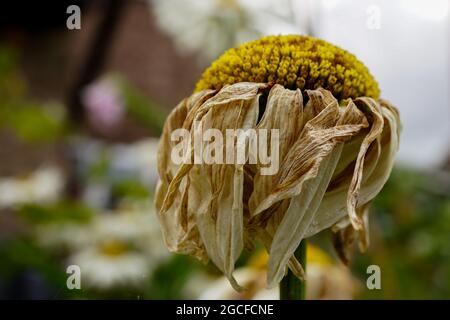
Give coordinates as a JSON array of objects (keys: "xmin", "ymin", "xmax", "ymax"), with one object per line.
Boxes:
[
  {"xmin": 145, "ymin": 254, "xmax": 201, "ymax": 299},
  {"xmin": 120, "ymin": 80, "xmax": 166, "ymax": 135},
  {"xmin": 0, "ymin": 45, "xmax": 26, "ymax": 99},
  {"xmin": 0, "ymin": 46, "xmax": 67, "ymax": 143},
  {"xmin": 352, "ymin": 167, "xmax": 450, "ymax": 299},
  {"xmin": 18, "ymin": 201, "xmax": 94, "ymax": 225},
  {"xmin": 0, "ymin": 102, "xmax": 67, "ymax": 143},
  {"xmin": 86, "ymin": 151, "xmax": 110, "ymax": 181},
  {"xmin": 112, "ymin": 179, "xmax": 150, "ymax": 200},
  {"xmin": 0, "ymin": 237, "xmax": 87, "ymax": 299}
]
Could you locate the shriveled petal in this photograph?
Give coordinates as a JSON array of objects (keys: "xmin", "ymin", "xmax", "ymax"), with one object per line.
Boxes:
[
  {"xmin": 266, "ymin": 145, "xmax": 343, "ymax": 287},
  {"xmin": 304, "ymin": 100, "xmax": 399, "ymax": 238},
  {"xmin": 331, "ymin": 218, "xmax": 356, "ymax": 265},
  {"xmin": 252, "ymin": 98, "xmax": 341, "ymax": 215},
  {"xmin": 249, "ymin": 84, "xmax": 303, "ymax": 216},
  {"xmin": 161, "ymin": 83, "xmax": 266, "ymax": 214},
  {"xmin": 155, "ymin": 82, "xmax": 401, "ymax": 290},
  {"xmin": 355, "ymin": 100, "xmax": 400, "ymax": 205},
  {"xmin": 257, "ymin": 228, "xmax": 305, "ymax": 281},
  {"xmin": 346, "ymin": 97, "xmax": 384, "ymax": 230},
  {"xmin": 184, "ymin": 82, "xmax": 264, "ymax": 289},
  {"xmin": 250, "ymin": 91, "xmax": 369, "ymax": 287},
  {"xmin": 253, "ymin": 95, "xmax": 367, "ymax": 216},
  {"xmin": 155, "ymin": 94, "xmax": 211, "ymax": 261}
]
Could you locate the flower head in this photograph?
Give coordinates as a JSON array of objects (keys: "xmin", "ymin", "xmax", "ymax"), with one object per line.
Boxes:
[{"xmin": 156, "ymin": 35, "xmax": 400, "ymax": 289}]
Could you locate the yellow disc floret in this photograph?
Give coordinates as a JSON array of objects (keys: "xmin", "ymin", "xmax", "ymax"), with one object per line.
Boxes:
[{"xmin": 195, "ymin": 35, "xmax": 380, "ymax": 99}]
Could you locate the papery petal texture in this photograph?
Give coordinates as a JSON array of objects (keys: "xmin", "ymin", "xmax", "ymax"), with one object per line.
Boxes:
[{"xmin": 155, "ymin": 82, "xmax": 400, "ymax": 289}]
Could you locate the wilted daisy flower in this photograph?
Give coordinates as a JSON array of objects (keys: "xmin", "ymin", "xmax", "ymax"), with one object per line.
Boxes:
[{"xmin": 155, "ymin": 35, "xmax": 401, "ymax": 289}]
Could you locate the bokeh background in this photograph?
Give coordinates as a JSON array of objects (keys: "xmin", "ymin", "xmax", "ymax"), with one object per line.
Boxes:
[{"xmin": 0, "ymin": 0, "xmax": 449, "ymax": 299}]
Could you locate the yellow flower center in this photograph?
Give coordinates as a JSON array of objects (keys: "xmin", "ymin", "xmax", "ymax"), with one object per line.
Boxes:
[
  {"xmin": 195, "ymin": 35, "xmax": 380, "ymax": 100},
  {"xmin": 99, "ymin": 239, "xmax": 129, "ymax": 257}
]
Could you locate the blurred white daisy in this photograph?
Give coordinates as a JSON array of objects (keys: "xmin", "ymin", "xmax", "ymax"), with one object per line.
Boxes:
[
  {"xmin": 0, "ymin": 166, "xmax": 64, "ymax": 208},
  {"xmin": 69, "ymin": 241, "xmax": 150, "ymax": 290},
  {"xmin": 35, "ymin": 222, "xmax": 91, "ymax": 251},
  {"xmin": 65, "ymin": 201, "xmax": 169, "ymax": 290},
  {"xmin": 90, "ymin": 202, "xmax": 169, "ymax": 263},
  {"xmin": 150, "ymin": 0, "xmax": 307, "ymax": 62}
]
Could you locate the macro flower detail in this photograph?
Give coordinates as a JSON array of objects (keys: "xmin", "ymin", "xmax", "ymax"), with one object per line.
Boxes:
[
  {"xmin": 155, "ymin": 35, "xmax": 400, "ymax": 290},
  {"xmin": 196, "ymin": 35, "xmax": 380, "ymax": 100}
]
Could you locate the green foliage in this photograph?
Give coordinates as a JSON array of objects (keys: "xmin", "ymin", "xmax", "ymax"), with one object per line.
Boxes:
[
  {"xmin": 18, "ymin": 201, "xmax": 94, "ymax": 225},
  {"xmin": 145, "ymin": 254, "xmax": 202, "ymax": 299},
  {"xmin": 85, "ymin": 151, "xmax": 110, "ymax": 181},
  {"xmin": 352, "ymin": 167, "xmax": 450, "ymax": 299},
  {"xmin": 0, "ymin": 46, "xmax": 26, "ymax": 99},
  {"xmin": 0, "ymin": 46, "xmax": 67, "ymax": 143},
  {"xmin": 120, "ymin": 80, "xmax": 166, "ymax": 135},
  {"xmin": 0, "ymin": 102, "xmax": 67, "ymax": 142},
  {"xmin": 0, "ymin": 236, "xmax": 86, "ymax": 299},
  {"xmin": 112, "ymin": 179, "xmax": 150, "ymax": 200}
]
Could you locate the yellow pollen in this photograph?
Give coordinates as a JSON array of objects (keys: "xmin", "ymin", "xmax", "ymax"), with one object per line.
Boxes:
[{"xmin": 195, "ymin": 35, "xmax": 380, "ymax": 100}]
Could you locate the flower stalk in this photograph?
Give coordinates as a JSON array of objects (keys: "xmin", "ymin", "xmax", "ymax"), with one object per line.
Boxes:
[{"xmin": 280, "ymin": 240, "xmax": 307, "ymax": 300}]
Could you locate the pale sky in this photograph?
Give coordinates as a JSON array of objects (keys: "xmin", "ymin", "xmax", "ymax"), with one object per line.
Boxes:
[{"xmin": 304, "ymin": 0, "xmax": 450, "ymax": 168}]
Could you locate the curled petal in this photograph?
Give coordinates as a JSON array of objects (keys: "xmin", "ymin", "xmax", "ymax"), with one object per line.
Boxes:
[
  {"xmin": 346, "ymin": 98, "xmax": 384, "ymax": 230},
  {"xmin": 267, "ymin": 145, "xmax": 343, "ymax": 287}
]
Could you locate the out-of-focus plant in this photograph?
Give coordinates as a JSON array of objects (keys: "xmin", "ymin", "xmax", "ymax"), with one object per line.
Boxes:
[
  {"xmin": 81, "ymin": 78, "xmax": 126, "ymax": 135},
  {"xmin": 0, "ymin": 167, "xmax": 64, "ymax": 209},
  {"xmin": 0, "ymin": 201, "xmax": 95, "ymax": 299},
  {"xmin": 150, "ymin": 0, "xmax": 303, "ymax": 63},
  {"xmin": 120, "ymin": 80, "xmax": 166, "ymax": 135},
  {"xmin": 0, "ymin": 46, "xmax": 67, "ymax": 143},
  {"xmin": 81, "ymin": 75, "xmax": 166, "ymax": 136},
  {"xmin": 0, "ymin": 46, "xmax": 25, "ymax": 100},
  {"xmin": 351, "ymin": 167, "xmax": 450, "ymax": 299},
  {"xmin": 18, "ymin": 201, "xmax": 93, "ymax": 225},
  {"xmin": 65, "ymin": 202, "xmax": 168, "ymax": 292},
  {"xmin": 198, "ymin": 245, "xmax": 358, "ymax": 300},
  {"xmin": 0, "ymin": 45, "xmax": 179, "ymax": 299}
]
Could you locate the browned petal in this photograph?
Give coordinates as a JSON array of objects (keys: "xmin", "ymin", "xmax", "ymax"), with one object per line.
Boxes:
[
  {"xmin": 346, "ymin": 97, "xmax": 384, "ymax": 230},
  {"xmin": 160, "ymin": 83, "xmax": 266, "ymax": 214},
  {"xmin": 183, "ymin": 83, "xmax": 264, "ymax": 289},
  {"xmin": 305, "ymin": 100, "xmax": 399, "ymax": 240},
  {"xmin": 249, "ymin": 84, "xmax": 303, "ymax": 217},
  {"xmin": 331, "ymin": 220, "xmax": 357, "ymax": 265},
  {"xmin": 252, "ymin": 90, "xmax": 370, "ymax": 286},
  {"xmin": 155, "ymin": 82, "xmax": 401, "ymax": 290},
  {"xmin": 155, "ymin": 94, "xmax": 209, "ymax": 261},
  {"xmin": 253, "ymin": 93, "xmax": 367, "ymax": 216}
]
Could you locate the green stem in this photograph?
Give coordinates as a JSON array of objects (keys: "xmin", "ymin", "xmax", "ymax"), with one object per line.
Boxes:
[{"xmin": 279, "ymin": 240, "xmax": 307, "ymax": 300}]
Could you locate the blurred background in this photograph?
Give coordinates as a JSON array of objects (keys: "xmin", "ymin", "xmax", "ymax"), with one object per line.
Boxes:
[{"xmin": 0, "ymin": 0, "xmax": 449, "ymax": 299}]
